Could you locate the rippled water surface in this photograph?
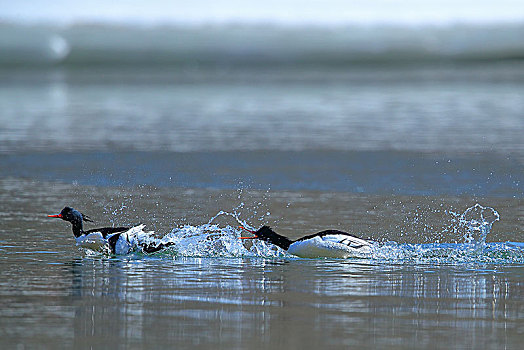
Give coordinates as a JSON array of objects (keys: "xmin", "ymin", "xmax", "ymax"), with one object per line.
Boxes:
[
  {"xmin": 1, "ymin": 179, "xmax": 523, "ymax": 349},
  {"xmin": 1, "ymin": 58, "xmax": 524, "ymax": 348},
  {"xmin": 3, "ymin": 253, "xmax": 523, "ymax": 349}
]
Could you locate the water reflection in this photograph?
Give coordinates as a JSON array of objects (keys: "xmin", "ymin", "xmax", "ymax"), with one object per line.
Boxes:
[{"xmin": 65, "ymin": 257, "xmax": 524, "ymax": 348}]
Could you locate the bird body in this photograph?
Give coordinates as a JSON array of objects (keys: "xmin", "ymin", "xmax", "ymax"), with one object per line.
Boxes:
[
  {"xmin": 74, "ymin": 225, "xmax": 143, "ymax": 255},
  {"xmin": 289, "ymin": 232, "xmax": 371, "ymax": 258},
  {"xmin": 241, "ymin": 226, "xmax": 372, "ymax": 258},
  {"xmin": 74, "ymin": 231, "xmax": 108, "ymax": 252},
  {"xmin": 48, "ymin": 207, "xmax": 171, "ymax": 254}
]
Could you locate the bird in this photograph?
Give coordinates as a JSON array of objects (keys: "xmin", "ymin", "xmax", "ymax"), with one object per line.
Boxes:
[
  {"xmin": 239, "ymin": 225, "xmax": 372, "ymax": 258},
  {"xmin": 48, "ymin": 206, "xmax": 173, "ymax": 255}
]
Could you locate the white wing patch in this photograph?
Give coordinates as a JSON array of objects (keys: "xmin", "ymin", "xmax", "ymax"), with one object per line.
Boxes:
[
  {"xmin": 113, "ymin": 224, "xmax": 151, "ymax": 255},
  {"xmin": 288, "ymin": 234, "xmax": 372, "ymax": 258},
  {"xmin": 75, "ymin": 224, "xmax": 149, "ymax": 255},
  {"xmin": 321, "ymin": 234, "xmax": 370, "ymax": 249}
]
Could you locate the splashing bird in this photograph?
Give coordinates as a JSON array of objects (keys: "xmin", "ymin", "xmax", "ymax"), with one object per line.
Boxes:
[
  {"xmin": 240, "ymin": 225, "xmax": 372, "ymax": 258},
  {"xmin": 48, "ymin": 206, "xmax": 173, "ymax": 254}
]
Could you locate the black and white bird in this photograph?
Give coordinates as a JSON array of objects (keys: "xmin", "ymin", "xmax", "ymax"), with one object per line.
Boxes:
[
  {"xmin": 48, "ymin": 206, "xmax": 172, "ymax": 254},
  {"xmin": 240, "ymin": 225, "xmax": 372, "ymax": 258}
]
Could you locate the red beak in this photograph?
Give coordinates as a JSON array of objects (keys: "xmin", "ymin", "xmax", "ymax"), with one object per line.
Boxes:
[
  {"xmin": 48, "ymin": 214, "xmax": 62, "ymax": 218},
  {"xmin": 239, "ymin": 226, "xmax": 257, "ymax": 239}
]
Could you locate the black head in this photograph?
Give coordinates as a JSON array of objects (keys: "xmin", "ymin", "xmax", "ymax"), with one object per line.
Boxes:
[
  {"xmin": 253, "ymin": 226, "xmax": 279, "ymax": 241},
  {"xmin": 48, "ymin": 207, "xmax": 93, "ymax": 223},
  {"xmin": 240, "ymin": 225, "xmax": 292, "ymax": 250}
]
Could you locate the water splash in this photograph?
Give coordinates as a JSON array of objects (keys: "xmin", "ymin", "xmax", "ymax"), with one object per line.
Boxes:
[
  {"xmin": 371, "ymin": 204, "xmax": 522, "ymax": 264},
  {"xmin": 78, "ymin": 204, "xmax": 522, "ymax": 264},
  {"xmin": 371, "ymin": 241, "xmax": 524, "ymax": 264},
  {"xmin": 111, "ymin": 209, "xmax": 289, "ymax": 259},
  {"xmin": 459, "ymin": 204, "xmax": 500, "ymax": 244}
]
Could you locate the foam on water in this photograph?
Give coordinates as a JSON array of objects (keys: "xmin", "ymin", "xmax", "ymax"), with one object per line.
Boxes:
[
  {"xmin": 168, "ymin": 209, "xmax": 290, "ymax": 258},
  {"xmin": 372, "ymin": 241, "xmax": 524, "ymax": 264},
  {"xmin": 79, "ymin": 204, "xmax": 523, "ymax": 264},
  {"xmin": 371, "ymin": 204, "xmax": 523, "ymax": 263},
  {"xmin": 100, "ymin": 209, "xmax": 291, "ymax": 259}
]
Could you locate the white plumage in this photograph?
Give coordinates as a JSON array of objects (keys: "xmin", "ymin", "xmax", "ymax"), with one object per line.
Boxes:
[
  {"xmin": 288, "ymin": 234, "xmax": 372, "ymax": 258},
  {"xmin": 241, "ymin": 226, "xmax": 372, "ymax": 258}
]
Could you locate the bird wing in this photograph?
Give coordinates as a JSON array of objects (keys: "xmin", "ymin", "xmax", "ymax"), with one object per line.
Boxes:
[
  {"xmin": 298, "ymin": 230, "xmax": 371, "ymax": 249},
  {"xmin": 85, "ymin": 226, "xmax": 130, "ymax": 239}
]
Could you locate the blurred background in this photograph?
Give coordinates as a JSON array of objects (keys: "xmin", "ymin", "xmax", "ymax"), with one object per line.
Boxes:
[{"xmin": 1, "ymin": 1, "xmax": 523, "ymax": 197}]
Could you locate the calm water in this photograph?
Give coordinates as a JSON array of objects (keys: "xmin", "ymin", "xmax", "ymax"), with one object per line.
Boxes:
[{"xmin": 1, "ymin": 37, "xmax": 524, "ymax": 348}]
